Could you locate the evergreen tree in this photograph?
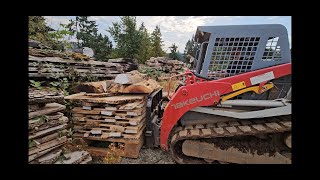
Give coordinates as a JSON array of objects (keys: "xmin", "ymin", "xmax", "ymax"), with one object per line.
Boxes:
[
  {"xmin": 29, "ymin": 16, "xmax": 73, "ymax": 50},
  {"xmin": 169, "ymin": 43, "xmax": 178, "ymax": 59},
  {"xmin": 137, "ymin": 22, "xmax": 152, "ymax": 63},
  {"xmin": 91, "ymin": 34, "xmax": 113, "ymax": 60},
  {"xmin": 150, "ymin": 25, "xmax": 166, "ymax": 57},
  {"xmin": 184, "ymin": 34, "xmax": 200, "ymax": 58},
  {"xmin": 29, "ymin": 16, "xmax": 54, "ymax": 46},
  {"xmin": 66, "ymin": 16, "xmax": 112, "ymax": 61},
  {"xmin": 184, "ymin": 40, "xmax": 192, "ymax": 58},
  {"xmin": 108, "ymin": 16, "xmax": 141, "ymax": 59}
]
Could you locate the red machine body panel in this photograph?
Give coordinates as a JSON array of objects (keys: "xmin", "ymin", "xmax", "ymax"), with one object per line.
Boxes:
[{"xmin": 160, "ymin": 63, "xmax": 291, "ymax": 150}]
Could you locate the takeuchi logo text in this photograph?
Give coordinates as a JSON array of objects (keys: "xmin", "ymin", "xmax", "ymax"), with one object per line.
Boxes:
[{"xmin": 171, "ymin": 90, "xmax": 220, "ymax": 109}]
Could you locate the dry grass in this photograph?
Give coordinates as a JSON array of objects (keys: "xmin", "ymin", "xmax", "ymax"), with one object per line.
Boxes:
[
  {"xmin": 102, "ymin": 143, "xmax": 125, "ymax": 164},
  {"xmin": 159, "ymin": 80, "xmax": 180, "ymax": 93}
]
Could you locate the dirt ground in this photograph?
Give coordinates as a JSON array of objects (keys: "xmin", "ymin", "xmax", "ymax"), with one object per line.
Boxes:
[
  {"xmin": 120, "ymin": 147, "xmax": 175, "ymax": 164},
  {"xmin": 90, "ymin": 146, "xmax": 175, "ymax": 164}
]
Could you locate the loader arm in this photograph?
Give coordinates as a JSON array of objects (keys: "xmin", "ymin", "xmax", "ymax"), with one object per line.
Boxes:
[{"xmin": 160, "ymin": 63, "xmax": 291, "ymax": 150}]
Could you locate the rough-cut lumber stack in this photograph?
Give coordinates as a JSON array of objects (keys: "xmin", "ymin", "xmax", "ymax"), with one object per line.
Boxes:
[
  {"xmin": 108, "ymin": 58, "xmax": 138, "ymax": 72},
  {"xmin": 65, "ymin": 71, "xmax": 160, "ymax": 158},
  {"xmin": 28, "ymin": 88, "xmax": 68, "ymax": 164},
  {"xmin": 29, "ymin": 45, "xmax": 138, "ymax": 79},
  {"xmin": 28, "ymin": 88, "xmax": 92, "ymax": 164},
  {"xmin": 29, "ymin": 54, "xmax": 123, "ymax": 79},
  {"xmin": 145, "ymin": 57, "xmax": 186, "ymax": 74},
  {"xmin": 65, "ymin": 92, "xmax": 147, "ymax": 158}
]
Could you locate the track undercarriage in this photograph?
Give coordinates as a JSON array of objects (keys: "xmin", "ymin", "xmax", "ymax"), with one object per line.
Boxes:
[{"xmin": 169, "ymin": 115, "xmax": 291, "ymax": 164}]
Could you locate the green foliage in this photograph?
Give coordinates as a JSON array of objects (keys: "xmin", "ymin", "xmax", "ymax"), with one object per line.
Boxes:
[
  {"xmin": 108, "ymin": 18, "xmax": 166, "ymax": 62},
  {"xmin": 29, "ymin": 16, "xmax": 72, "ymax": 51},
  {"xmin": 108, "ymin": 16, "xmax": 142, "ymax": 59},
  {"xmin": 169, "ymin": 43, "xmax": 178, "ymax": 60},
  {"xmin": 92, "ymin": 34, "xmax": 113, "ymax": 61},
  {"xmin": 64, "ymin": 128, "xmax": 73, "ymax": 138},
  {"xmin": 137, "ymin": 23, "xmax": 152, "ymax": 64},
  {"xmin": 138, "ymin": 66, "xmax": 162, "ymax": 79},
  {"xmin": 66, "ymin": 16, "xmax": 113, "ymax": 61},
  {"xmin": 67, "ymin": 16, "xmax": 97, "ymax": 47},
  {"xmin": 47, "ymin": 23, "xmax": 74, "ymax": 51},
  {"xmin": 32, "ymin": 115, "xmax": 49, "ymax": 123},
  {"xmin": 48, "ymin": 65, "xmax": 99, "ymax": 97},
  {"xmin": 184, "ymin": 34, "xmax": 200, "ymax": 62},
  {"xmin": 29, "ymin": 80, "xmax": 45, "ymax": 89},
  {"xmin": 48, "ymin": 77, "xmax": 70, "ymax": 96},
  {"xmin": 29, "ymin": 140, "xmax": 35, "ymax": 148},
  {"xmin": 150, "ymin": 25, "xmax": 166, "ymax": 57},
  {"xmin": 47, "ymin": 68, "xmax": 99, "ymax": 119},
  {"xmin": 28, "ymin": 16, "xmax": 52, "ymax": 45}
]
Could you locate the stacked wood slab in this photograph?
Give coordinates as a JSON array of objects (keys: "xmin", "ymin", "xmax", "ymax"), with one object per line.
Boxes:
[
  {"xmin": 28, "ymin": 88, "xmax": 92, "ymax": 164},
  {"xmin": 28, "ymin": 47, "xmax": 138, "ymax": 79},
  {"xmin": 145, "ymin": 57, "xmax": 186, "ymax": 74},
  {"xmin": 65, "ymin": 93, "xmax": 147, "ymax": 158},
  {"xmin": 65, "ymin": 71, "xmax": 160, "ymax": 158},
  {"xmin": 108, "ymin": 58, "xmax": 138, "ymax": 72}
]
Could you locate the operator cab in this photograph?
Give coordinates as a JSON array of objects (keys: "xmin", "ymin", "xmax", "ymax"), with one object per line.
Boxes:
[{"xmin": 194, "ymin": 24, "xmax": 291, "ymax": 79}]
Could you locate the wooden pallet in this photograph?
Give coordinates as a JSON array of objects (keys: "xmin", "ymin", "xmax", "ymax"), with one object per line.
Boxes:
[
  {"xmin": 73, "ymin": 119, "xmax": 146, "ymax": 134},
  {"xmin": 73, "ymin": 123, "xmax": 146, "ymax": 139},
  {"xmin": 65, "ymin": 93, "xmax": 146, "ymax": 104},
  {"xmin": 73, "ymin": 128, "xmax": 145, "ymax": 158},
  {"xmin": 72, "ymin": 112, "xmax": 146, "ymax": 126},
  {"xmin": 71, "ymin": 106, "xmax": 146, "ymax": 117}
]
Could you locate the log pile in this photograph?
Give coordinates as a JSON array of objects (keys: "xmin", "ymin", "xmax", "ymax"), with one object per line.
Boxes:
[
  {"xmin": 145, "ymin": 57, "xmax": 186, "ymax": 74},
  {"xmin": 65, "ymin": 71, "xmax": 160, "ymax": 158},
  {"xmin": 28, "ymin": 88, "xmax": 92, "ymax": 164},
  {"xmin": 29, "ymin": 44, "xmax": 138, "ymax": 79}
]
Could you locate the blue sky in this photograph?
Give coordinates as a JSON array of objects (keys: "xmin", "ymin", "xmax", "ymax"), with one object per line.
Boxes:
[{"xmin": 45, "ymin": 16, "xmax": 291, "ymax": 53}]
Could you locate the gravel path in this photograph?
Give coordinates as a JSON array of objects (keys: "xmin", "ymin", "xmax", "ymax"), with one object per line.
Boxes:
[{"xmin": 120, "ymin": 147, "xmax": 175, "ymax": 164}]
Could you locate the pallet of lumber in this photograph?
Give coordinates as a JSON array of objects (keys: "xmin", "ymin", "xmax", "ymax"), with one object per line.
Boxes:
[
  {"xmin": 81, "ymin": 135, "xmax": 144, "ymax": 159},
  {"xmin": 65, "ymin": 91, "xmax": 148, "ymax": 158}
]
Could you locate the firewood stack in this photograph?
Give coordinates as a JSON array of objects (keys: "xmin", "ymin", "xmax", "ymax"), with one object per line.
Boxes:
[
  {"xmin": 65, "ymin": 71, "xmax": 160, "ymax": 158},
  {"xmin": 145, "ymin": 57, "xmax": 186, "ymax": 74},
  {"xmin": 28, "ymin": 88, "xmax": 92, "ymax": 164}
]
